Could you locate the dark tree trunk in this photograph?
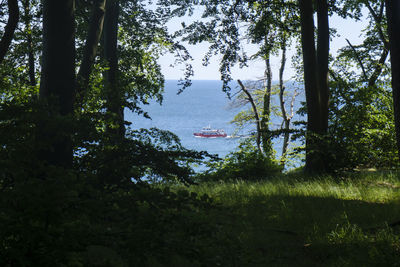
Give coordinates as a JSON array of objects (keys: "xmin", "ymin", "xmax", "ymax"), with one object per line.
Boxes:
[
  {"xmin": 76, "ymin": 0, "xmax": 107, "ymax": 103},
  {"xmin": 316, "ymin": 0, "xmax": 330, "ymax": 133},
  {"xmin": 386, "ymin": 0, "xmax": 400, "ymax": 159},
  {"xmin": 23, "ymin": 0, "xmax": 36, "ymax": 86},
  {"xmin": 39, "ymin": 0, "xmax": 76, "ymax": 167},
  {"xmin": 103, "ymin": 0, "xmax": 124, "ymax": 138},
  {"xmin": 299, "ymin": 0, "xmax": 323, "ymax": 172},
  {"xmin": 0, "ymin": 0, "xmax": 19, "ymax": 64},
  {"xmin": 27, "ymin": 30, "xmax": 36, "ymax": 86},
  {"xmin": 299, "ymin": 0, "xmax": 331, "ymax": 173}
]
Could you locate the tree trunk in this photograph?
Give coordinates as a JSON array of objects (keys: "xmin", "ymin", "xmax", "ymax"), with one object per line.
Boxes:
[
  {"xmin": 39, "ymin": 0, "xmax": 76, "ymax": 167},
  {"xmin": 0, "ymin": 0, "xmax": 19, "ymax": 64},
  {"xmin": 299, "ymin": 0, "xmax": 324, "ymax": 172},
  {"xmin": 27, "ymin": 29, "xmax": 36, "ymax": 86},
  {"xmin": 279, "ymin": 41, "xmax": 289, "ymax": 164},
  {"xmin": 316, "ymin": 0, "xmax": 330, "ymax": 133},
  {"xmin": 103, "ymin": 0, "xmax": 124, "ymax": 138},
  {"xmin": 386, "ymin": 0, "xmax": 400, "ymax": 159},
  {"xmin": 23, "ymin": 0, "xmax": 36, "ymax": 86},
  {"xmin": 76, "ymin": 0, "xmax": 107, "ymax": 103},
  {"xmin": 261, "ymin": 55, "xmax": 272, "ymax": 155},
  {"xmin": 298, "ymin": 0, "xmax": 330, "ymax": 173}
]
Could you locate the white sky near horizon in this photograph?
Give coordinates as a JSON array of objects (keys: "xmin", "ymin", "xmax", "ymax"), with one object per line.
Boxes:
[{"xmin": 158, "ymin": 8, "xmax": 369, "ymax": 81}]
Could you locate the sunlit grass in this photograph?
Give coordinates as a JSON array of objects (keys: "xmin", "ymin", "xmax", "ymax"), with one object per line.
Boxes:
[
  {"xmin": 169, "ymin": 171, "xmax": 400, "ymax": 266},
  {"xmin": 189, "ymin": 171, "xmax": 400, "ymax": 204}
]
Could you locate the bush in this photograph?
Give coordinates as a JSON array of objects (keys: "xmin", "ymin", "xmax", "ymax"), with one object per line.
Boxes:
[{"xmin": 198, "ymin": 140, "xmax": 283, "ymax": 181}]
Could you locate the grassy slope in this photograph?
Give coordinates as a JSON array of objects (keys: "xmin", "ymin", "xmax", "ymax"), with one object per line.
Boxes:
[{"xmin": 173, "ymin": 172, "xmax": 400, "ymax": 266}]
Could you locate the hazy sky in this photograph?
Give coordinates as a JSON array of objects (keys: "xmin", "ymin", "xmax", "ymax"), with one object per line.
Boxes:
[{"xmin": 159, "ymin": 8, "xmax": 368, "ymax": 81}]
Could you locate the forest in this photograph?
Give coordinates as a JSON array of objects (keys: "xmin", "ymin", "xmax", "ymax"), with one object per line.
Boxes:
[{"xmin": 1, "ymin": 0, "xmax": 400, "ymax": 266}]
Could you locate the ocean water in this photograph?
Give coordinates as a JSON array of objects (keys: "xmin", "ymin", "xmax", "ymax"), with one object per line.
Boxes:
[{"xmin": 125, "ymin": 80, "xmax": 304, "ymax": 159}]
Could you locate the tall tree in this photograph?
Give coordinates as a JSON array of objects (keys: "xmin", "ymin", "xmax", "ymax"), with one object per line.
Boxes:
[
  {"xmin": 385, "ymin": 0, "xmax": 400, "ymax": 159},
  {"xmin": 317, "ymin": 0, "xmax": 330, "ymax": 132},
  {"xmin": 76, "ymin": 0, "xmax": 106, "ymax": 103},
  {"xmin": 22, "ymin": 0, "xmax": 36, "ymax": 86},
  {"xmin": 103, "ymin": 0, "xmax": 124, "ymax": 138},
  {"xmin": 298, "ymin": 0, "xmax": 330, "ymax": 173},
  {"xmin": 39, "ymin": 0, "xmax": 76, "ymax": 167},
  {"xmin": 279, "ymin": 36, "xmax": 298, "ymax": 166},
  {"xmin": 0, "ymin": 0, "xmax": 19, "ymax": 64}
]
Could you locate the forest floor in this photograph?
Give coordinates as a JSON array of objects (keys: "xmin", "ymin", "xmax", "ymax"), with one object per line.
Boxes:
[{"xmin": 167, "ymin": 171, "xmax": 400, "ymax": 266}]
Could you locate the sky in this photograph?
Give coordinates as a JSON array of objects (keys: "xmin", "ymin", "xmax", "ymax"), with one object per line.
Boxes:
[{"xmin": 158, "ymin": 7, "xmax": 368, "ymax": 81}]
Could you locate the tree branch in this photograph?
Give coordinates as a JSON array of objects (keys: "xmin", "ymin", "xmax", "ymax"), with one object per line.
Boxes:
[
  {"xmin": 346, "ymin": 38, "xmax": 369, "ymax": 81},
  {"xmin": 237, "ymin": 79, "xmax": 263, "ymax": 153},
  {"xmin": 76, "ymin": 0, "xmax": 107, "ymax": 104},
  {"xmin": 364, "ymin": 1, "xmax": 389, "ymax": 87},
  {"xmin": 368, "ymin": 46, "xmax": 389, "ymax": 88},
  {"xmin": 0, "ymin": 0, "xmax": 19, "ymax": 64},
  {"xmin": 365, "ymin": 1, "xmax": 389, "ymax": 49}
]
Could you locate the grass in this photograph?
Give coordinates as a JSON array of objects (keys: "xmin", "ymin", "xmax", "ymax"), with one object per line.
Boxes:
[{"xmin": 168, "ymin": 171, "xmax": 400, "ymax": 266}]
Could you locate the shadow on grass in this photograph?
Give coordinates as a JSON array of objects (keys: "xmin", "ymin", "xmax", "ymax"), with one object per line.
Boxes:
[{"xmin": 215, "ymin": 194, "xmax": 400, "ymax": 266}]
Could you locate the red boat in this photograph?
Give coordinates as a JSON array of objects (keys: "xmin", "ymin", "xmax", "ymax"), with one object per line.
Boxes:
[{"xmin": 193, "ymin": 126, "xmax": 227, "ymax": 138}]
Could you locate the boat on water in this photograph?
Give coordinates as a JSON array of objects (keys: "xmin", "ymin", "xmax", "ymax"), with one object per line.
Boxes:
[{"xmin": 193, "ymin": 126, "xmax": 227, "ymax": 138}]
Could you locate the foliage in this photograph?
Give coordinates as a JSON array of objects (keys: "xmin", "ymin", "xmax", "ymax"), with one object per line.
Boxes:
[
  {"xmin": 287, "ymin": 0, "xmax": 397, "ymax": 172},
  {"xmin": 327, "ymin": 80, "xmax": 398, "ymax": 170},
  {"xmin": 230, "ymin": 81, "xmax": 280, "ymax": 132},
  {"xmin": 198, "ymin": 139, "xmax": 283, "ymax": 182},
  {"xmin": 0, "ymin": 98, "xmax": 226, "ymax": 266},
  {"xmin": 0, "ymin": 166, "xmax": 236, "ymax": 266},
  {"xmin": 324, "ymin": 0, "xmax": 397, "ymax": 170}
]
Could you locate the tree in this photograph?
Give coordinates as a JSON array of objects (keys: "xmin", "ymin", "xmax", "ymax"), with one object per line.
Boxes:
[
  {"xmin": 237, "ymin": 79, "xmax": 264, "ymax": 153},
  {"xmin": 279, "ymin": 40, "xmax": 298, "ymax": 166},
  {"xmin": 0, "ymin": 0, "xmax": 19, "ymax": 65},
  {"xmin": 169, "ymin": 0, "xmax": 299, "ymax": 159},
  {"xmin": 298, "ymin": 0, "xmax": 330, "ymax": 173},
  {"xmin": 385, "ymin": 0, "xmax": 400, "ymax": 159},
  {"xmin": 76, "ymin": 0, "xmax": 107, "ymax": 103},
  {"xmin": 39, "ymin": 0, "xmax": 76, "ymax": 167},
  {"xmin": 0, "ymin": 0, "xmax": 40, "ymax": 92},
  {"xmin": 324, "ymin": 0, "xmax": 397, "ymax": 170},
  {"xmin": 22, "ymin": 0, "xmax": 36, "ymax": 86},
  {"xmin": 103, "ymin": 0, "xmax": 125, "ymax": 139}
]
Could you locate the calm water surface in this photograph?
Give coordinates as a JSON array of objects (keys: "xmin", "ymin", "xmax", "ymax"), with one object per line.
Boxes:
[
  {"xmin": 126, "ymin": 80, "xmax": 242, "ymax": 158},
  {"xmin": 126, "ymin": 80, "xmax": 304, "ymax": 159}
]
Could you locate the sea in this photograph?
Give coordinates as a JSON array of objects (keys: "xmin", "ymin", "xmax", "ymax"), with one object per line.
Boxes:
[{"xmin": 125, "ymin": 80, "xmax": 304, "ymax": 164}]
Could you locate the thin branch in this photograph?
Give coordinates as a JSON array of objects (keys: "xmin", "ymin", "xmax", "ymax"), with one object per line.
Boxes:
[
  {"xmin": 346, "ymin": 38, "xmax": 368, "ymax": 81},
  {"xmin": 365, "ymin": 1, "xmax": 389, "ymax": 49},
  {"xmin": 279, "ymin": 41, "xmax": 287, "ymax": 123},
  {"xmin": 289, "ymin": 89, "xmax": 299, "ymax": 121},
  {"xmin": 237, "ymin": 79, "xmax": 263, "ymax": 153},
  {"xmin": 379, "ymin": 1, "xmax": 385, "ymax": 20},
  {"xmin": 364, "ymin": 1, "xmax": 389, "ymax": 87},
  {"xmin": 368, "ymin": 47, "xmax": 389, "ymax": 88}
]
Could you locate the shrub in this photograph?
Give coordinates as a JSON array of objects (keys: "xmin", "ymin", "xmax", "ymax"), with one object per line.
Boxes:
[{"xmin": 198, "ymin": 140, "xmax": 283, "ymax": 181}]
